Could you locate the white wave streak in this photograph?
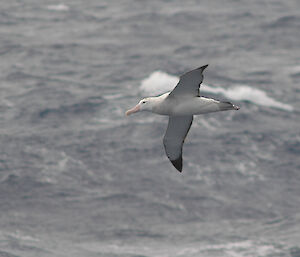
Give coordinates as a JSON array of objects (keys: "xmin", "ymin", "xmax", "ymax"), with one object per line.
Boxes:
[
  {"xmin": 140, "ymin": 71, "xmax": 293, "ymax": 112},
  {"xmin": 47, "ymin": 3, "xmax": 69, "ymax": 11},
  {"xmin": 140, "ymin": 71, "xmax": 179, "ymax": 95}
]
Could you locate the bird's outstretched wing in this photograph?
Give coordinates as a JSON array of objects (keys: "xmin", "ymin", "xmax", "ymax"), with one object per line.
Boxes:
[
  {"xmin": 168, "ymin": 64, "xmax": 208, "ymax": 98},
  {"xmin": 163, "ymin": 115, "xmax": 193, "ymax": 172}
]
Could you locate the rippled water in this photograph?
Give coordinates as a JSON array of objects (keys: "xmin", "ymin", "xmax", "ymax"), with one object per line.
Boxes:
[{"xmin": 0, "ymin": 1, "xmax": 300, "ymax": 256}]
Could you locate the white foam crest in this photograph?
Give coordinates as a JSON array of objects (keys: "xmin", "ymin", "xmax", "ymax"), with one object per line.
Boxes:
[
  {"xmin": 83, "ymin": 240, "xmax": 282, "ymax": 257},
  {"xmin": 47, "ymin": 3, "xmax": 69, "ymax": 11},
  {"xmin": 140, "ymin": 71, "xmax": 179, "ymax": 96},
  {"xmin": 140, "ymin": 71, "xmax": 294, "ymax": 112},
  {"xmin": 204, "ymin": 84, "xmax": 293, "ymax": 111},
  {"xmin": 290, "ymin": 65, "xmax": 300, "ymax": 74}
]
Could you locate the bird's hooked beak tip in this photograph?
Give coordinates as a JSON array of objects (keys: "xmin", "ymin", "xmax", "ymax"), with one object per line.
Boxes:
[{"xmin": 125, "ymin": 104, "xmax": 140, "ymax": 116}]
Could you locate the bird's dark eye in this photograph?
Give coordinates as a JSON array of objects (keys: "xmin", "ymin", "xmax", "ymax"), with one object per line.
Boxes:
[{"xmin": 142, "ymin": 101, "xmax": 146, "ymax": 104}]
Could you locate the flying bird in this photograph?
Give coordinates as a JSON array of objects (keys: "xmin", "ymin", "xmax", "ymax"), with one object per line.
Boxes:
[{"xmin": 126, "ymin": 65, "xmax": 240, "ymax": 172}]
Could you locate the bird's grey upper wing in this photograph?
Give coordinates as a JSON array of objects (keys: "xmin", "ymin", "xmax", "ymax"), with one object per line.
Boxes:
[
  {"xmin": 168, "ymin": 64, "xmax": 208, "ymax": 98},
  {"xmin": 163, "ymin": 115, "xmax": 193, "ymax": 172}
]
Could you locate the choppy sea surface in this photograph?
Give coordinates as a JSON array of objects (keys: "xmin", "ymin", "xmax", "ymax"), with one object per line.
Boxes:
[{"xmin": 0, "ymin": 1, "xmax": 300, "ymax": 256}]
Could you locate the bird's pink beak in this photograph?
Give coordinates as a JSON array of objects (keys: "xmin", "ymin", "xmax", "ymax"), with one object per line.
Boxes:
[{"xmin": 125, "ymin": 104, "xmax": 141, "ymax": 116}]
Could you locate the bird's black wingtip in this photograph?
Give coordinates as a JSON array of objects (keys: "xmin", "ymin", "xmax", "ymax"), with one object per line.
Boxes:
[
  {"xmin": 196, "ymin": 64, "xmax": 208, "ymax": 73},
  {"xmin": 200, "ymin": 64, "xmax": 209, "ymax": 70},
  {"xmin": 171, "ymin": 157, "xmax": 183, "ymax": 172}
]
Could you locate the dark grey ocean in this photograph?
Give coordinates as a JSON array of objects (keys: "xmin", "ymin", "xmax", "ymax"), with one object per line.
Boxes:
[{"xmin": 0, "ymin": 1, "xmax": 300, "ymax": 256}]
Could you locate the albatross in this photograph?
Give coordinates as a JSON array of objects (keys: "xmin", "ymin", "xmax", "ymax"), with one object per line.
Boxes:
[{"xmin": 126, "ymin": 65, "xmax": 240, "ymax": 172}]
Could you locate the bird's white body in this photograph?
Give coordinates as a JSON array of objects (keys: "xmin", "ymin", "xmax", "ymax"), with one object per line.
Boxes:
[
  {"xmin": 126, "ymin": 65, "xmax": 240, "ymax": 172},
  {"xmin": 151, "ymin": 92, "xmax": 227, "ymax": 116}
]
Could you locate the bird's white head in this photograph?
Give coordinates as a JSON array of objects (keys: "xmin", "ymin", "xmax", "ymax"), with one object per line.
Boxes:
[{"xmin": 125, "ymin": 97, "xmax": 154, "ymax": 116}]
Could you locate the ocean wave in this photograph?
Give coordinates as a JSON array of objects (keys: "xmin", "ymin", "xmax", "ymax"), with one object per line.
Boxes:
[
  {"xmin": 266, "ymin": 15, "xmax": 300, "ymax": 28},
  {"xmin": 88, "ymin": 239, "xmax": 285, "ymax": 257},
  {"xmin": 140, "ymin": 71, "xmax": 179, "ymax": 96},
  {"xmin": 37, "ymin": 97, "xmax": 104, "ymax": 120},
  {"xmin": 289, "ymin": 65, "xmax": 300, "ymax": 78},
  {"xmin": 203, "ymin": 84, "xmax": 293, "ymax": 111},
  {"xmin": 140, "ymin": 71, "xmax": 293, "ymax": 112},
  {"xmin": 46, "ymin": 3, "xmax": 69, "ymax": 11}
]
